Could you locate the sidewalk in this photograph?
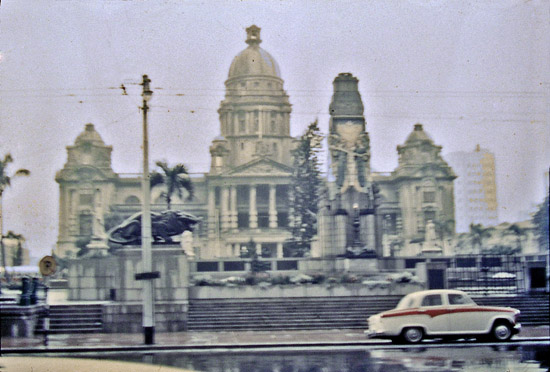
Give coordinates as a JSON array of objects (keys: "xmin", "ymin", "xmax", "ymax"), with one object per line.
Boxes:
[{"xmin": 2, "ymin": 326, "xmax": 549, "ymax": 352}]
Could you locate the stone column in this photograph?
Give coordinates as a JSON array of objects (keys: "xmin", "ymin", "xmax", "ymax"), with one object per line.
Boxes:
[
  {"xmin": 221, "ymin": 186, "xmax": 229, "ymax": 231},
  {"xmin": 277, "ymin": 243, "xmax": 284, "ymax": 258},
  {"xmin": 366, "ymin": 214, "xmax": 376, "ymax": 251},
  {"xmin": 335, "ymin": 213, "xmax": 347, "ymax": 256},
  {"xmin": 256, "ymin": 243, "xmax": 262, "ymax": 256},
  {"xmin": 249, "ymin": 185, "xmax": 258, "ymax": 229},
  {"xmin": 269, "ymin": 184, "xmax": 277, "ymax": 228},
  {"xmin": 230, "ymin": 186, "xmax": 238, "ymax": 229},
  {"xmin": 207, "ymin": 188, "xmax": 216, "ymax": 238}
]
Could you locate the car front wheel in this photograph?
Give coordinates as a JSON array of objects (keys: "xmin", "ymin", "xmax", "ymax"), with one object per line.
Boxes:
[
  {"xmin": 491, "ymin": 322, "xmax": 513, "ymax": 342},
  {"xmin": 402, "ymin": 327, "xmax": 424, "ymax": 343}
]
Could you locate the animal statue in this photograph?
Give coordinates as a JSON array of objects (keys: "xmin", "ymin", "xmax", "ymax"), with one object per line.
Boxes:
[{"xmin": 108, "ymin": 210, "xmax": 200, "ymax": 245}]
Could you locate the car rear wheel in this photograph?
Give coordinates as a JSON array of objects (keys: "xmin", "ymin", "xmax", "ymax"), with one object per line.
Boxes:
[
  {"xmin": 491, "ymin": 322, "xmax": 513, "ymax": 342},
  {"xmin": 402, "ymin": 327, "xmax": 423, "ymax": 343}
]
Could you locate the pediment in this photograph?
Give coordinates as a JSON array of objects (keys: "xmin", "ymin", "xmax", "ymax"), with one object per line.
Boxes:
[
  {"xmin": 225, "ymin": 157, "xmax": 293, "ymax": 177},
  {"xmin": 56, "ymin": 165, "xmax": 115, "ymax": 182}
]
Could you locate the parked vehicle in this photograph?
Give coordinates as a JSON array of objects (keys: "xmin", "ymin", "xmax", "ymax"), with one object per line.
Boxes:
[{"xmin": 367, "ymin": 289, "xmax": 521, "ymax": 343}]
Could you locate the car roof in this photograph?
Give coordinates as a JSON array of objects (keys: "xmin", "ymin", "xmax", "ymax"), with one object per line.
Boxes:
[{"xmin": 406, "ymin": 289, "xmax": 468, "ymax": 297}]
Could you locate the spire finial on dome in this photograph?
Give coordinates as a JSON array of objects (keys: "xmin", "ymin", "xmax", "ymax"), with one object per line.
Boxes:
[{"xmin": 246, "ymin": 25, "xmax": 262, "ymax": 46}]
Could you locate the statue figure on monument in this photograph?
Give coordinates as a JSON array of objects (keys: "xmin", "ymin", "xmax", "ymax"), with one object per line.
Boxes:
[
  {"xmin": 328, "ymin": 123, "xmax": 370, "ymax": 193},
  {"xmin": 421, "ymin": 219, "xmax": 442, "ymax": 254}
]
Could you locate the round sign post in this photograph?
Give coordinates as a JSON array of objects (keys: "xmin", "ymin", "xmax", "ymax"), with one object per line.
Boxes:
[{"xmin": 38, "ymin": 255, "xmax": 56, "ymax": 346}]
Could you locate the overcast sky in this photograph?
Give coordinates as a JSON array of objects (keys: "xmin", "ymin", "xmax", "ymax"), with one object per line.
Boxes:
[{"xmin": 1, "ymin": 0, "xmax": 549, "ymax": 261}]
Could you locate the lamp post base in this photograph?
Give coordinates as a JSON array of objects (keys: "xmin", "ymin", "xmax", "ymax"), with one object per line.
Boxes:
[{"xmin": 144, "ymin": 326, "xmax": 155, "ymax": 345}]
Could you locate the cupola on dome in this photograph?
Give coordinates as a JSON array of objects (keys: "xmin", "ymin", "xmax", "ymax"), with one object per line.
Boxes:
[
  {"xmin": 228, "ymin": 25, "xmax": 281, "ymax": 79},
  {"xmin": 75, "ymin": 123, "xmax": 106, "ymax": 146}
]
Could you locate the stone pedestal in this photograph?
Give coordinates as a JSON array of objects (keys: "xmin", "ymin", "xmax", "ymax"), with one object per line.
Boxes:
[{"xmin": 0, "ymin": 304, "xmax": 44, "ymax": 337}]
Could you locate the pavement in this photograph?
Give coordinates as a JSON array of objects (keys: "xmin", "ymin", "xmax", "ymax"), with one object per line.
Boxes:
[{"xmin": 2, "ymin": 326, "xmax": 549, "ymax": 353}]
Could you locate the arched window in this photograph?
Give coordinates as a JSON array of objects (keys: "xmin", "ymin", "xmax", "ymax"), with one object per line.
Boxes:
[{"xmin": 124, "ymin": 195, "xmax": 140, "ymax": 204}]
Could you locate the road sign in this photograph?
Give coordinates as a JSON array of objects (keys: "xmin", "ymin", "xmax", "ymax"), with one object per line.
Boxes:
[{"xmin": 39, "ymin": 256, "xmax": 57, "ymax": 276}]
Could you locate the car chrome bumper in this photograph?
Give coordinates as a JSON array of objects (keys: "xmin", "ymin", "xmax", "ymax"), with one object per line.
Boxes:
[
  {"xmin": 513, "ymin": 323, "xmax": 521, "ymax": 335},
  {"xmin": 365, "ymin": 329, "xmax": 386, "ymax": 339}
]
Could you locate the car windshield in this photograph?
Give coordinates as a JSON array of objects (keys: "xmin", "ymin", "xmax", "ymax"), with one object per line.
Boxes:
[{"xmin": 396, "ymin": 294, "xmax": 416, "ymax": 309}]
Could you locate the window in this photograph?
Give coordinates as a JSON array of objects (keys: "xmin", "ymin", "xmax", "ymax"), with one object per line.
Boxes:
[
  {"xmin": 79, "ymin": 214, "xmax": 93, "ymax": 236},
  {"xmin": 124, "ymin": 195, "xmax": 140, "ymax": 204},
  {"xmin": 423, "ymin": 191, "xmax": 435, "ymax": 203},
  {"xmin": 449, "ymin": 293, "xmax": 474, "ymax": 305},
  {"xmin": 79, "ymin": 194, "xmax": 93, "ymax": 206},
  {"xmin": 421, "ymin": 294, "xmax": 442, "ymax": 307},
  {"xmin": 253, "ymin": 111, "xmax": 259, "ymax": 132}
]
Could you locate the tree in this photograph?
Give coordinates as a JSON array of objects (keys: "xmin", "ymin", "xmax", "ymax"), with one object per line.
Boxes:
[
  {"xmin": 150, "ymin": 161, "xmax": 193, "ymax": 210},
  {"xmin": 469, "ymin": 223, "xmax": 491, "ymax": 254},
  {"xmin": 532, "ymin": 196, "xmax": 549, "ymax": 252},
  {"xmin": 287, "ymin": 120, "xmax": 323, "ymax": 257},
  {"xmin": 507, "ymin": 223, "xmax": 526, "ymax": 253},
  {"xmin": 1, "ymin": 153, "xmax": 30, "ymax": 281}
]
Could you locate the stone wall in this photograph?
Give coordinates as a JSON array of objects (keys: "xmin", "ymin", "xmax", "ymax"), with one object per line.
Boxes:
[
  {"xmin": 68, "ymin": 245, "xmax": 189, "ymax": 302},
  {"xmin": 103, "ymin": 302, "xmax": 188, "ymax": 332},
  {"xmin": 189, "ymin": 282, "xmax": 424, "ymax": 299}
]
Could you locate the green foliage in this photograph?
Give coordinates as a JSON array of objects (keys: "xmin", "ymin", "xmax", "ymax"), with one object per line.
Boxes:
[
  {"xmin": 287, "ymin": 120, "xmax": 324, "ymax": 257},
  {"xmin": 532, "ymin": 196, "xmax": 549, "ymax": 252},
  {"xmin": 469, "ymin": 223, "xmax": 491, "ymax": 252},
  {"xmin": 150, "ymin": 161, "xmax": 193, "ymax": 209}
]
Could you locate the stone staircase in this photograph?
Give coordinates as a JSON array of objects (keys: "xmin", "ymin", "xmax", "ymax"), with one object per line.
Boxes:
[
  {"xmin": 188, "ymin": 296, "xmax": 402, "ymax": 331},
  {"xmin": 188, "ymin": 294, "xmax": 550, "ymax": 331},
  {"xmin": 35, "ymin": 304, "xmax": 103, "ymax": 334},
  {"xmin": 474, "ymin": 293, "xmax": 550, "ymax": 326},
  {"xmin": 31, "ymin": 294, "xmax": 548, "ymax": 334}
]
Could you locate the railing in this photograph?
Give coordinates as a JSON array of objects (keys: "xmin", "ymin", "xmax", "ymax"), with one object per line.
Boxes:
[{"xmin": 191, "ymin": 258, "xmax": 300, "ymax": 273}]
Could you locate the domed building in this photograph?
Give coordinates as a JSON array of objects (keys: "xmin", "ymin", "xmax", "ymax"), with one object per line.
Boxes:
[{"xmin": 55, "ymin": 26, "xmax": 456, "ymax": 260}]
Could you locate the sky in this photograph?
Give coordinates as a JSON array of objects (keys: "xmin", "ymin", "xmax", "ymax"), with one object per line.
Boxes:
[{"xmin": 0, "ymin": 0, "xmax": 549, "ymax": 262}]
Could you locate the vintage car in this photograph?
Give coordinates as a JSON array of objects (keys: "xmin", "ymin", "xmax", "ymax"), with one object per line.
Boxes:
[{"xmin": 367, "ymin": 289, "xmax": 521, "ymax": 343}]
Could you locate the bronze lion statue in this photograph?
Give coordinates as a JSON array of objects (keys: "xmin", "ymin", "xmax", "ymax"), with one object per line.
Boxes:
[{"xmin": 108, "ymin": 210, "xmax": 200, "ymax": 245}]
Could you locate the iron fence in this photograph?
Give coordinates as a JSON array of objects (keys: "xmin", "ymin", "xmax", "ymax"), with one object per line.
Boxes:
[{"xmin": 447, "ymin": 255, "xmax": 525, "ymax": 294}]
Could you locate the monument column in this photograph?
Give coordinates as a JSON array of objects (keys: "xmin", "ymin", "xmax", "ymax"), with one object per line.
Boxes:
[
  {"xmin": 269, "ymin": 184, "xmax": 277, "ymax": 228},
  {"xmin": 249, "ymin": 184, "xmax": 258, "ymax": 228},
  {"xmin": 221, "ymin": 186, "xmax": 230, "ymax": 231}
]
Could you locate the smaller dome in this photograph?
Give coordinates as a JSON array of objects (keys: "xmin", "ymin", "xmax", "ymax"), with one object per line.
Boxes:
[
  {"xmin": 75, "ymin": 123, "xmax": 106, "ymax": 146},
  {"xmin": 228, "ymin": 25, "xmax": 281, "ymax": 79},
  {"xmin": 404, "ymin": 123, "xmax": 434, "ymax": 144}
]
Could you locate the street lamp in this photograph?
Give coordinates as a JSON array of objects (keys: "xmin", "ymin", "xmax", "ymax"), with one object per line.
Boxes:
[{"xmin": 141, "ymin": 75, "xmax": 154, "ymax": 345}]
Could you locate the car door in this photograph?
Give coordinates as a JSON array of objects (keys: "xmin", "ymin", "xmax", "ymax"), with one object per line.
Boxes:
[
  {"xmin": 419, "ymin": 293, "xmax": 449, "ymax": 335},
  {"xmin": 446, "ymin": 292, "xmax": 484, "ymax": 333}
]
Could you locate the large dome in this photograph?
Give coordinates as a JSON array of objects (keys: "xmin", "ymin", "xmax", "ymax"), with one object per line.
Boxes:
[{"xmin": 228, "ymin": 25, "xmax": 281, "ymax": 79}]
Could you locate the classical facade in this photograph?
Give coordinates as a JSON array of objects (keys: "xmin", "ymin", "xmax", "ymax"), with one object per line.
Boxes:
[{"xmin": 56, "ymin": 25, "xmax": 456, "ymax": 259}]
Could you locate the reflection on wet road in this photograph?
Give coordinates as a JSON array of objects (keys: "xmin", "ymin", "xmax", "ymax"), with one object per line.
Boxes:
[{"xmin": 77, "ymin": 344, "xmax": 549, "ymax": 372}]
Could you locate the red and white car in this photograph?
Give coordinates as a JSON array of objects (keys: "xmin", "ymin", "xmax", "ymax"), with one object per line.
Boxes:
[{"xmin": 367, "ymin": 289, "xmax": 521, "ymax": 343}]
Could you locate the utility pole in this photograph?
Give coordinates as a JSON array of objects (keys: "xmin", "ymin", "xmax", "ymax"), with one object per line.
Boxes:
[{"xmin": 140, "ymin": 75, "xmax": 154, "ymax": 344}]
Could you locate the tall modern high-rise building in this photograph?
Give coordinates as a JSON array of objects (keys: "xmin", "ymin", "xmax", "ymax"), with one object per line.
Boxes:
[{"xmin": 446, "ymin": 145, "xmax": 498, "ymax": 232}]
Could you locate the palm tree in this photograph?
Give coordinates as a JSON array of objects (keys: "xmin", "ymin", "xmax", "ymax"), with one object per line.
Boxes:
[
  {"xmin": 469, "ymin": 223, "xmax": 490, "ymax": 254},
  {"xmin": 150, "ymin": 161, "xmax": 193, "ymax": 210},
  {"xmin": 1, "ymin": 153, "xmax": 30, "ymax": 283},
  {"xmin": 507, "ymin": 223, "xmax": 525, "ymax": 254}
]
